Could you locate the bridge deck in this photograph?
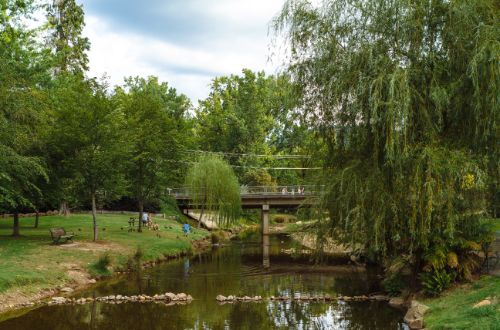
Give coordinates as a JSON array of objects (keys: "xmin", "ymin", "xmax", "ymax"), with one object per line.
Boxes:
[
  {"xmin": 175, "ymin": 193, "xmax": 317, "ymax": 209},
  {"xmin": 172, "ymin": 186, "xmax": 321, "ymax": 209}
]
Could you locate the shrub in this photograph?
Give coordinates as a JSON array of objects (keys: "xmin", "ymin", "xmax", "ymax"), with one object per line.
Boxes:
[
  {"xmin": 95, "ymin": 253, "xmax": 111, "ymax": 271},
  {"xmin": 274, "ymin": 215, "xmax": 286, "ymax": 224},
  {"xmin": 90, "ymin": 253, "xmax": 112, "ymax": 276},
  {"xmin": 383, "ymin": 274, "xmax": 406, "ymax": 296},
  {"xmin": 211, "ymin": 232, "xmax": 220, "ymax": 244},
  {"xmin": 420, "ymin": 269, "xmax": 455, "ymax": 296},
  {"xmin": 160, "ymin": 195, "xmax": 181, "ymax": 217}
]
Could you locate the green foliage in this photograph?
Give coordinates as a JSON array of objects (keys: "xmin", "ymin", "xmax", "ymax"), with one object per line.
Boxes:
[
  {"xmin": 0, "ymin": 0, "xmax": 49, "ymax": 216},
  {"xmin": 117, "ymin": 76, "xmax": 192, "ymax": 218},
  {"xmin": 90, "ymin": 252, "xmax": 112, "ymax": 276},
  {"xmin": 274, "ymin": 0, "xmax": 499, "ymax": 281},
  {"xmin": 273, "ymin": 215, "xmax": 286, "ymax": 224},
  {"xmin": 196, "ymin": 69, "xmax": 319, "ymax": 185},
  {"xmin": 420, "ymin": 269, "xmax": 455, "ymax": 297},
  {"xmin": 45, "ymin": 74, "xmax": 126, "ymax": 239},
  {"xmin": 0, "ymin": 214, "xmax": 209, "ymax": 295},
  {"xmin": 210, "ymin": 232, "xmax": 220, "ymax": 244},
  {"xmin": 196, "ymin": 70, "xmax": 277, "ymax": 160},
  {"xmin": 382, "ymin": 274, "xmax": 406, "ymax": 297},
  {"xmin": 46, "ymin": 0, "xmax": 90, "ymax": 74},
  {"xmin": 242, "ymin": 169, "xmax": 276, "ymax": 187},
  {"xmin": 272, "ymin": 213, "xmax": 298, "ymax": 224},
  {"xmin": 185, "ymin": 155, "xmax": 241, "ymax": 227},
  {"xmin": 160, "ymin": 195, "xmax": 182, "ymax": 216}
]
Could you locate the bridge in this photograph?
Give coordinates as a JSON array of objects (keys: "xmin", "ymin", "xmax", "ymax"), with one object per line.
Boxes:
[{"xmin": 170, "ymin": 185, "xmax": 321, "ymax": 234}]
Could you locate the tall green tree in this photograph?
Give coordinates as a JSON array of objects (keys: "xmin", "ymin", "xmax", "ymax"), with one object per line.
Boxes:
[
  {"xmin": 117, "ymin": 76, "xmax": 191, "ymax": 232},
  {"xmin": 0, "ymin": 0, "xmax": 49, "ymax": 235},
  {"xmin": 196, "ymin": 70, "xmax": 310, "ymax": 184},
  {"xmin": 185, "ymin": 155, "xmax": 241, "ymax": 228},
  {"xmin": 274, "ymin": 0, "xmax": 499, "ymax": 279},
  {"xmin": 47, "ymin": 76, "xmax": 124, "ymax": 240},
  {"xmin": 44, "ymin": 0, "xmax": 91, "ymax": 215},
  {"xmin": 197, "ymin": 70, "xmax": 275, "ymax": 157},
  {"xmin": 46, "ymin": 0, "xmax": 90, "ymax": 75}
]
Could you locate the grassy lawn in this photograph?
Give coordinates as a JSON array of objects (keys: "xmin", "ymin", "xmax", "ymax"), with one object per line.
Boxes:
[
  {"xmin": 0, "ymin": 213, "xmax": 208, "ymax": 298},
  {"xmin": 492, "ymin": 219, "xmax": 500, "ymax": 232},
  {"xmin": 423, "ymin": 276, "xmax": 500, "ymax": 330}
]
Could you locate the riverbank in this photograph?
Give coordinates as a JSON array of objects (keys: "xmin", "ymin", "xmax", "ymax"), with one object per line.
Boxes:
[
  {"xmin": 0, "ymin": 213, "xmax": 210, "ymax": 315},
  {"xmin": 422, "ymin": 275, "xmax": 499, "ymax": 329}
]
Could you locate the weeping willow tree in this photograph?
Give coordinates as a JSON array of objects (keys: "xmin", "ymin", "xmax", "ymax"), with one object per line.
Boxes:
[
  {"xmin": 274, "ymin": 0, "xmax": 499, "ymax": 279},
  {"xmin": 185, "ymin": 155, "xmax": 241, "ymax": 228}
]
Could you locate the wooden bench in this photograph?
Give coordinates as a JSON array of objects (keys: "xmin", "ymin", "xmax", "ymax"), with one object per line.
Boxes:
[
  {"xmin": 483, "ymin": 234, "xmax": 500, "ymax": 272},
  {"xmin": 49, "ymin": 228, "xmax": 75, "ymax": 244}
]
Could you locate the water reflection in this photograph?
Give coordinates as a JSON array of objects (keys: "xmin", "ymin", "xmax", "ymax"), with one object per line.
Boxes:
[
  {"xmin": 0, "ymin": 233, "xmax": 405, "ymax": 330},
  {"xmin": 263, "ymin": 234, "xmax": 270, "ymax": 268}
]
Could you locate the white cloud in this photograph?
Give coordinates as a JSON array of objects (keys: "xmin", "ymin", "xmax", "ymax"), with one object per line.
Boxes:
[{"xmin": 82, "ymin": 1, "xmax": 286, "ymax": 103}]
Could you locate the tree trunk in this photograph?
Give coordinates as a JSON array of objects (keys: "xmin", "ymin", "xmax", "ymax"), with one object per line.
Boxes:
[
  {"xmin": 138, "ymin": 200, "xmax": 143, "ymax": 233},
  {"xmin": 92, "ymin": 192, "xmax": 98, "ymax": 241},
  {"xmin": 198, "ymin": 206, "xmax": 204, "ymax": 228},
  {"xmin": 198, "ymin": 193, "xmax": 207, "ymax": 228},
  {"xmin": 34, "ymin": 210, "xmax": 39, "ymax": 228},
  {"xmin": 12, "ymin": 212, "xmax": 20, "ymax": 237},
  {"xmin": 59, "ymin": 200, "xmax": 70, "ymax": 217}
]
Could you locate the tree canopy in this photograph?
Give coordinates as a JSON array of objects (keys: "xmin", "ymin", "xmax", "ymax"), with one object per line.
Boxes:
[
  {"xmin": 185, "ymin": 155, "xmax": 241, "ymax": 228},
  {"xmin": 274, "ymin": 0, "xmax": 499, "ymax": 279},
  {"xmin": 116, "ymin": 76, "xmax": 192, "ymax": 231},
  {"xmin": 0, "ymin": 0, "xmax": 49, "ymax": 234},
  {"xmin": 0, "ymin": 0, "xmax": 496, "ymax": 295}
]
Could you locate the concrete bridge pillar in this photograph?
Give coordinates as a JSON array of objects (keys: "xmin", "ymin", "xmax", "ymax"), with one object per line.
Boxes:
[{"xmin": 261, "ymin": 204, "xmax": 269, "ymax": 235}]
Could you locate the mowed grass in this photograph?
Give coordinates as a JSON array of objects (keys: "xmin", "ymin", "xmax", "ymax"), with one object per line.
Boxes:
[
  {"xmin": 423, "ymin": 276, "xmax": 500, "ymax": 330},
  {"xmin": 492, "ymin": 219, "xmax": 500, "ymax": 232},
  {"xmin": 0, "ymin": 213, "xmax": 208, "ymax": 295}
]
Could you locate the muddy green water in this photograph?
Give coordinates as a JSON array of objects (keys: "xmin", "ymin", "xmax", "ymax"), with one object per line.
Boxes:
[{"xmin": 0, "ymin": 233, "xmax": 406, "ymax": 329}]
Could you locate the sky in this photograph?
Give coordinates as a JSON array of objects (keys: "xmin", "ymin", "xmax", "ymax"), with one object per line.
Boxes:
[{"xmin": 80, "ymin": 0, "xmax": 287, "ymax": 103}]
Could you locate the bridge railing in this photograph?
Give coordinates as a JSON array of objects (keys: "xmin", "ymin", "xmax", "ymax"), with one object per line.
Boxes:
[{"xmin": 169, "ymin": 185, "xmax": 323, "ymax": 198}]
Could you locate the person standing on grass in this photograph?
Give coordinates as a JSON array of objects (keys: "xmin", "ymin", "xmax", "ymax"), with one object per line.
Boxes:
[{"xmin": 183, "ymin": 223, "xmax": 190, "ymax": 236}]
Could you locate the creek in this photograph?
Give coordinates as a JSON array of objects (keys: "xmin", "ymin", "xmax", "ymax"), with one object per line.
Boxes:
[{"xmin": 0, "ymin": 232, "xmax": 406, "ymax": 329}]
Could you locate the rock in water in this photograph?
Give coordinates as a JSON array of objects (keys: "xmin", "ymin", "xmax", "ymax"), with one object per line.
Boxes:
[
  {"xmin": 404, "ymin": 300, "xmax": 430, "ymax": 329},
  {"xmin": 388, "ymin": 297, "xmax": 406, "ymax": 309},
  {"xmin": 51, "ymin": 297, "xmax": 67, "ymax": 304},
  {"xmin": 216, "ymin": 295, "xmax": 226, "ymax": 302},
  {"xmin": 165, "ymin": 293, "xmax": 176, "ymax": 300}
]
